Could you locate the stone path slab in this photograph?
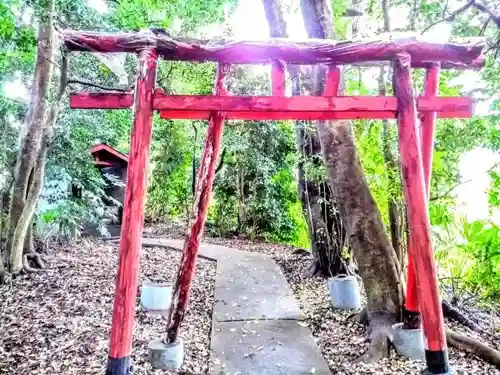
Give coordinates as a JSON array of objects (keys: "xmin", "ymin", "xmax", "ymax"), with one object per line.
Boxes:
[
  {"xmin": 214, "ymin": 253, "xmax": 302, "ymax": 321},
  {"xmin": 140, "ymin": 237, "xmax": 331, "ymax": 375},
  {"xmin": 211, "ymin": 320, "xmax": 330, "ymax": 375},
  {"xmin": 140, "ymin": 237, "xmax": 249, "ymax": 260}
]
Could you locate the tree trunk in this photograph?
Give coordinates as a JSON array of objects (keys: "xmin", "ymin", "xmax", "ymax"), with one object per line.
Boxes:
[
  {"xmin": 378, "ymin": 0, "xmax": 405, "ymax": 269},
  {"xmin": 6, "ymin": 6, "xmax": 55, "ymax": 274},
  {"xmin": 297, "ymin": 0, "xmax": 404, "ymax": 359},
  {"xmin": 10, "ymin": 144, "xmax": 47, "ymax": 273},
  {"xmin": 5, "ymin": 0, "xmax": 67, "ymax": 277},
  {"xmin": 262, "ymin": 0, "xmax": 348, "ymax": 278}
]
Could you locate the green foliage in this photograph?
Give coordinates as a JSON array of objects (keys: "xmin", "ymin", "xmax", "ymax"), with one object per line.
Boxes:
[
  {"xmin": 436, "ymin": 219, "xmax": 500, "ymax": 301},
  {"xmin": 488, "ymin": 169, "xmax": 500, "ymax": 209},
  {"xmin": 353, "ymin": 119, "xmax": 391, "ymax": 222},
  {"xmin": 209, "ymin": 118, "xmax": 304, "ymax": 243},
  {"xmin": 3, "ymin": 0, "xmax": 500, "ymax": 306},
  {"xmin": 147, "ymin": 117, "xmax": 193, "ymax": 218}
]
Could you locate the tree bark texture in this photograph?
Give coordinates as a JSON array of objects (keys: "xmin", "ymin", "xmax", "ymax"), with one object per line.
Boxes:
[
  {"xmin": 6, "ymin": 4, "xmax": 55, "ymax": 274},
  {"xmin": 298, "ymin": 0, "xmax": 404, "ymax": 359},
  {"xmin": 5, "ymin": 0, "xmax": 67, "ymax": 276},
  {"xmin": 262, "ymin": 0, "xmax": 348, "ymax": 277},
  {"xmin": 379, "ymin": 0, "xmax": 405, "ymax": 267},
  {"xmin": 300, "ymin": 0, "xmax": 403, "ymax": 304},
  {"xmin": 62, "ymin": 30, "xmax": 485, "ymax": 69}
]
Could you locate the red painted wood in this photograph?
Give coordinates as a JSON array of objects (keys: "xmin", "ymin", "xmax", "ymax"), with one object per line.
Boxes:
[
  {"xmin": 70, "ymin": 92, "xmax": 472, "ymax": 115},
  {"xmin": 324, "ymin": 66, "xmax": 341, "ymax": 96},
  {"xmin": 405, "ymin": 64, "xmax": 440, "ymax": 314},
  {"xmin": 70, "ymin": 92, "xmax": 134, "ymax": 109},
  {"xmin": 166, "ymin": 63, "xmax": 229, "ymax": 343},
  {"xmin": 152, "ymin": 95, "xmax": 471, "ymax": 113},
  {"xmin": 63, "ymin": 29, "xmax": 484, "ymax": 68},
  {"xmin": 421, "ymin": 65, "xmax": 440, "ymax": 192},
  {"xmin": 90, "ymin": 143, "xmax": 129, "ymax": 163},
  {"xmin": 94, "ymin": 161, "xmax": 114, "ymax": 167},
  {"xmin": 108, "ymin": 48, "xmax": 157, "ymax": 359},
  {"xmin": 158, "ymin": 109, "xmax": 469, "ymax": 120},
  {"xmin": 394, "ymin": 54, "xmax": 446, "ymax": 352},
  {"xmin": 271, "ymin": 61, "xmax": 286, "ymax": 96}
]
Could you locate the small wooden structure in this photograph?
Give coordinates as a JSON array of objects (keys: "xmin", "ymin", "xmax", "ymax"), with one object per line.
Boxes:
[
  {"xmin": 90, "ymin": 143, "xmax": 128, "ymax": 224},
  {"xmin": 63, "ymin": 28, "xmax": 485, "ymax": 375}
]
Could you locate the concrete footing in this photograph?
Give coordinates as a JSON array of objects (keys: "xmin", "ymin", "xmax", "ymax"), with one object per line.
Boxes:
[
  {"xmin": 148, "ymin": 338, "xmax": 184, "ymax": 370},
  {"xmin": 392, "ymin": 323, "xmax": 425, "ymax": 360}
]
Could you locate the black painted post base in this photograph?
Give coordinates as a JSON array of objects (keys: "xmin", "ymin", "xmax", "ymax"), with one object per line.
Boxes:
[
  {"xmin": 421, "ymin": 350, "xmax": 453, "ymax": 375},
  {"xmin": 105, "ymin": 356, "xmax": 131, "ymax": 375}
]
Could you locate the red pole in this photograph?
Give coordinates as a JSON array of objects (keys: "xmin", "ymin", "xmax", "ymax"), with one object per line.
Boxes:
[
  {"xmin": 106, "ymin": 48, "xmax": 157, "ymax": 375},
  {"xmin": 323, "ymin": 65, "xmax": 341, "ymax": 96},
  {"xmin": 166, "ymin": 63, "xmax": 229, "ymax": 343},
  {"xmin": 394, "ymin": 54, "xmax": 449, "ymax": 374},
  {"xmin": 405, "ymin": 64, "xmax": 440, "ymax": 317},
  {"xmin": 421, "ymin": 64, "xmax": 440, "ymax": 192}
]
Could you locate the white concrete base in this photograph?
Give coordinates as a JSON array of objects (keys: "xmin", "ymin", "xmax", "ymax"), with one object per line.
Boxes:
[
  {"xmin": 328, "ymin": 275, "xmax": 361, "ymax": 309},
  {"xmin": 392, "ymin": 323, "xmax": 425, "ymax": 360},
  {"xmin": 140, "ymin": 280, "xmax": 172, "ymax": 315},
  {"xmin": 148, "ymin": 338, "xmax": 184, "ymax": 370}
]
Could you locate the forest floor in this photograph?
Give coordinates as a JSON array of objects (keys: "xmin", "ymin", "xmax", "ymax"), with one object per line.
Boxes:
[
  {"xmin": 147, "ymin": 220, "xmax": 500, "ymax": 375},
  {"xmin": 1, "ymin": 220, "xmax": 499, "ymax": 375},
  {"xmin": 0, "ymin": 240, "xmax": 215, "ymax": 375}
]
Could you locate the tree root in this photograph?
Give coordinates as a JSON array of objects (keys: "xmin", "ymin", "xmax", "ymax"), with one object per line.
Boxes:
[
  {"xmin": 23, "ymin": 252, "xmax": 44, "ymax": 273},
  {"xmin": 400, "ymin": 300, "xmax": 488, "ymax": 333},
  {"xmin": 347, "ymin": 306, "xmax": 369, "ymax": 326},
  {"xmin": 350, "ymin": 305, "xmax": 500, "ymax": 368},
  {"xmin": 442, "ymin": 300, "xmax": 486, "ymax": 334},
  {"xmin": 355, "ymin": 312, "xmax": 397, "ymax": 362},
  {"xmin": 302, "ymin": 261, "xmax": 320, "ymax": 278},
  {"xmin": 447, "ymin": 329, "xmax": 500, "ymax": 369}
]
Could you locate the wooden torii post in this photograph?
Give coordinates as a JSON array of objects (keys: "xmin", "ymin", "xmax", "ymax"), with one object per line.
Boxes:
[{"xmin": 62, "ymin": 29, "xmax": 484, "ymax": 375}]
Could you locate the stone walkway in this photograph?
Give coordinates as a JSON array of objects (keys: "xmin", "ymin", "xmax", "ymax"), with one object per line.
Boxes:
[{"xmin": 141, "ymin": 237, "xmax": 331, "ymax": 375}]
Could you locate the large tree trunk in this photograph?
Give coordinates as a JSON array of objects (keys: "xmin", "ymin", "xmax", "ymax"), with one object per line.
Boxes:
[
  {"xmin": 5, "ymin": 0, "xmax": 67, "ymax": 277},
  {"xmin": 262, "ymin": 0, "xmax": 348, "ymax": 278},
  {"xmin": 378, "ymin": 67, "xmax": 405, "ymax": 265},
  {"xmin": 10, "ymin": 143, "xmax": 47, "ymax": 272},
  {"xmin": 5, "ymin": 5, "xmax": 55, "ymax": 274},
  {"xmin": 297, "ymin": 0, "xmax": 404, "ymax": 359}
]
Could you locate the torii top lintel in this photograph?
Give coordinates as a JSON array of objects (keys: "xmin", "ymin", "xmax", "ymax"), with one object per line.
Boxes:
[{"xmin": 62, "ymin": 29, "xmax": 485, "ymax": 69}]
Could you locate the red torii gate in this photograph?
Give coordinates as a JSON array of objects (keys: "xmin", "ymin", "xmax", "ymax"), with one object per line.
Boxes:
[{"xmin": 63, "ymin": 29, "xmax": 484, "ymax": 375}]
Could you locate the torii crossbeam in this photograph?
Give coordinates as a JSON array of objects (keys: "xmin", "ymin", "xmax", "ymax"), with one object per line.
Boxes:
[{"xmin": 63, "ymin": 29, "xmax": 485, "ymax": 375}]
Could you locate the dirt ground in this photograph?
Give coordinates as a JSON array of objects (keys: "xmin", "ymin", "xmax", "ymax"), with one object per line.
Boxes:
[
  {"xmin": 0, "ymin": 240, "xmax": 215, "ymax": 375},
  {"xmin": 149, "ymin": 221, "xmax": 500, "ymax": 375},
  {"xmin": 2, "ymin": 222, "xmax": 500, "ymax": 374}
]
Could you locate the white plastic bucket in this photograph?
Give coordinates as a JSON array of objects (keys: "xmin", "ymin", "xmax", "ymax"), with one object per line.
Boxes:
[
  {"xmin": 328, "ymin": 274, "xmax": 361, "ymax": 309},
  {"xmin": 140, "ymin": 280, "xmax": 172, "ymax": 314}
]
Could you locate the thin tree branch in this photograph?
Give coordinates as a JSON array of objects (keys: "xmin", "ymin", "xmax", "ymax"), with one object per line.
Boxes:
[
  {"xmin": 480, "ymin": 17, "xmax": 492, "ymax": 35},
  {"xmin": 157, "ymin": 63, "xmax": 175, "ymax": 89},
  {"xmin": 56, "ymin": 48, "xmax": 69, "ymax": 102},
  {"xmin": 67, "ymin": 79, "xmax": 132, "ymax": 92},
  {"xmin": 381, "ymin": 0, "xmax": 391, "ymax": 33},
  {"xmin": 421, "ymin": 0, "xmax": 476, "ymax": 34},
  {"xmin": 473, "ymin": 1, "xmax": 500, "ymax": 28},
  {"xmin": 430, "ymin": 179, "xmax": 473, "ymax": 201},
  {"xmin": 487, "ymin": 160, "xmax": 500, "ymax": 173},
  {"xmin": 215, "ymin": 147, "xmax": 227, "ymax": 175}
]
